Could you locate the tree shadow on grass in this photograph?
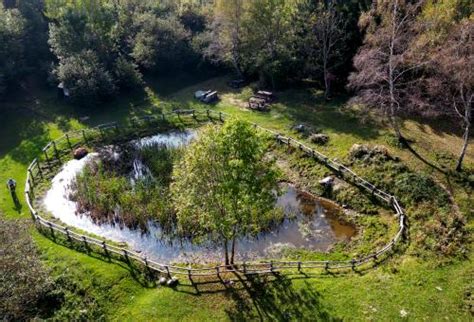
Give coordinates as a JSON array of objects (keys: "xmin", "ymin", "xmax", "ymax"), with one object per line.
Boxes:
[
  {"xmin": 224, "ymin": 273, "xmax": 337, "ymax": 321},
  {"xmin": 1, "ymin": 117, "xmax": 52, "ymax": 163},
  {"xmin": 276, "ymin": 90, "xmax": 381, "ymax": 141}
]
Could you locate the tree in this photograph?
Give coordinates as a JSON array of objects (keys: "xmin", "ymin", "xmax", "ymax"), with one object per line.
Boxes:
[
  {"xmin": 0, "ymin": 217, "xmax": 52, "ymax": 320},
  {"xmin": 171, "ymin": 119, "xmax": 281, "ymax": 266},
  {"xmin": 244, "ymin": 0, "xmax": 297, "ymax": 88},
  {"xmin": 204, "ymin": 0, "xmax": 247, "ymax": 77},
  {"xmin": 0, "ymin": 3, "xmax": 26, "ymax": 98},
  {"xmin": 426, "ymin": 21, "xmax": 473, "ymax": 171},
  {"xmin": 131, "ymin": 12, "xmax": 191, "ymax": 71},
  {"xmin": 55, "ymin": 50, "xmax": 117, "ymax": 104},
  {"xmin": 306, "ymin": 1, "xmax": 348, "ymax": 100},
  {"xmin": 348, "ymin": 0, "xmax": 424, "ymax": 141}
]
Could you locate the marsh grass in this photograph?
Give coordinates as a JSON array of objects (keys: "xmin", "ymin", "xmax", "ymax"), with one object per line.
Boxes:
[{"xmin": 72, "ymin": 142, "xmax": 182, "ymax": 233}]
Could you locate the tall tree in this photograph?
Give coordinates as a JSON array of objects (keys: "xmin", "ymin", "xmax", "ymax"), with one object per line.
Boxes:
[
  {"xmin": 171, "ymin": 119, "xmax": 280, "ymax": 266},
  {"xmin": 204, "ymin": 0, "xmax": 247, "ymax": 77},
  {"xmin": 426, "ymin": 21, "xmax": 473, "ymax": 171},
  {"xmin": 0, "ymin": 3, "xmax": 26, "ymax": 99},
  {"xmin": 348, "ymin": 0, "xmax": 424, "ymax": 141},
  {"xmin": 246, "ymin": 0, "xmax": 298, "ymax": 88},
  {"xmin": 306, "ymin": 1, "xmax": 348, "ymax": 100}
]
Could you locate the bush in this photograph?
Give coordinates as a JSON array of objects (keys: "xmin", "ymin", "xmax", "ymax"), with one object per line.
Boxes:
[
  {"xmin": 55, "ymin": 50, "xmax": 117, "ymax": 105},
  {"xmin": 0, "ymin": 218, "xmax": 52, "ymax": 320},
  {"xmin": 393, "ymin": 173, "xmax": 450, "ymax": 208}
]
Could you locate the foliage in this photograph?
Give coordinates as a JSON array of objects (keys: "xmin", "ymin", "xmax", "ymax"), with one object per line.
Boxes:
[
  {"xmin": 54, "ymin": 50, "xmax": 117, "ymax": 105},
  {"xmin": 348, "ymin": 0, "xmax": 425, "ymax": 139},
  {"xmin": 0, "ymin": 4, "xmax": 26, "ymax": 98},
  {"xmin": 0, "ymin": 217, "xmax": 52, "ymax": 320},
  {"xmin": 171, "ymin": 119, "xmax": 281, "ymax": 264},
  {"xmin": 72, "ymin": 142, "xmax": 180, "ymax": 232}
]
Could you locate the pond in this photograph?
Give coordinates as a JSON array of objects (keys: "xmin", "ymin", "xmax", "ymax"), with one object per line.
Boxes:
[{"xmin": 43, "ymin": 130, "xmax": 355, "ymax": 264}]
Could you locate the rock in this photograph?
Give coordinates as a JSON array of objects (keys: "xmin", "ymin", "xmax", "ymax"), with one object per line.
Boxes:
[
  {"xmin": 73, "ymin": 147, "xmax": 88, "ymax": 160},
  {"xmin": 309, "ymin": 133, "xmax": 329, "ymax": 145},
  {"xmin": 294, "ymin": 124, "xmax": 306, "ymax": 133},
  {"xmin": 319, "ymin": 176, "xmax": 334, "ymax": 186},
  {"xmin": 166, "ymin": 276, "xmax": 179, "ymax": 287},
  {"xmin": 158, "ymin": 277, "xmax": 167, "ymax": 285}
]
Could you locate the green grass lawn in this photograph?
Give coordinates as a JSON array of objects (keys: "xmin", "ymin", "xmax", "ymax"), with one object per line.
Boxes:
[{"xmin": 0, "ymin": 74, "xmax": 472, "ymax": 321}]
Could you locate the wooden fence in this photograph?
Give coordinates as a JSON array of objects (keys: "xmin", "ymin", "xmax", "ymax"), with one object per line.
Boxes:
[{"xmin": 24, "ymin": 109, "xmax": 406, "ymax": 279}]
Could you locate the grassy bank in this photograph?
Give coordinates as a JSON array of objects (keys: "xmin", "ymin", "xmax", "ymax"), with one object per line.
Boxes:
[{"xmin": 0, "ymin": 74, "xmax": 472, "ymax": 320}]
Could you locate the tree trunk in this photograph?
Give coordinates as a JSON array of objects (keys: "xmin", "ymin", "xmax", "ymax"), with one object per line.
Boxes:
[
  {"xmin": 388, "ymin": 1, "xmax": 404, "ymax": 144},
  {"xmin": 224, "ymin": 239, "xmax": 229, "ymax": 266},
  {"xmin": 323, "ymin": 68, "xmax": 330, "ymax": 101},
  {"xmin": 230, "ymin": 238, "xmax": 236, "ymax": 265},
  {"xmin": 389, "ymin": 102, "xmax": 403, "ymax": 142},
  {"xmin": 456, "ymin": 120, "xmax": 470, "ymax": 172}
]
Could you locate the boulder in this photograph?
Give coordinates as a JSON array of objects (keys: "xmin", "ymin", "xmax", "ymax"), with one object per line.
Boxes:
[
  {"xmin": 166, "ymin": 276, "xmax": 179, "ymax": 287},
  {"xmin": 310, "ymin": 133, "xmax": 329, "ymax": 145},
  {"xmin": 319, "ymin": 176, "xmax": 334, "ymax": 186},
  {"xmin": 158, "ymin": 277, "xmax": 167, "ymax": 285},
  {"xmin": 73, "ymin": 147, "xmax": 88, "ymax": 160}
]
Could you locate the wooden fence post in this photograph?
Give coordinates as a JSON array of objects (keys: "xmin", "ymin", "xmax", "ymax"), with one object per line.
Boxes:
[
  {"xmin": 351, "ymin": 259, "xmax": 356, "ymax": 270},
  {"xmin": 102, "ymin": 241, "xmax": 108, "ymax": 257},
  {"xmin": 82, "ymin": 129, "xmax": 88, "ymax": 143},
  {"xmin": 188, "ymin": 269, "xmax": 192, "ymax": 282},
  {"xmin": 43, "ymin": 148, "xmax": 50, "ymax": 164},
  {"xmin": 36, "ymin": 160, "xmax": 43, "ymax": 178},
  {"xmin": 65, "ymin": 227, "xmax": 72, "ymax": 242},
  {"xmin": 215, "ymin": 266, "xmax": 220, "ymax": 279},
  {"xmin": 297, "ymin": 262, "xmax": 302, "ymax": 273},
  {"xmin": 165, "ymin": 265, "xmax": 171, "ymax": 278},
  {"xmin": 123, "ymin": 249, "xmax": 129, "ymax": 262},
  {"xmin": 28, "ymin": 169, "xmax": 35, "ymax": 187},
  {"xmin": 48, "ymin": 222, "xmax": 54, "ymax": 236},
  {"xmin": 52, "ymin": 141, "xmax": 60, "ymax": 161},
  {"xmin": 66, "ymin": 133, "xmax": 72, "ymax": 150},
  {"xmin": 242, "ymin": 262, "xmax": 247, "ymax": 275}
]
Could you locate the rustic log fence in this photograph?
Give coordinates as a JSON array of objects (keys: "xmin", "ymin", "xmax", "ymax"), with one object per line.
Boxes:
[{"xmin": 24, "ymin": 109, "xmax": 406, "ymax": 279}]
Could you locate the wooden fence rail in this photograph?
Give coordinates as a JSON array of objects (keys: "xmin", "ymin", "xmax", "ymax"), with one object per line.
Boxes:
[{"xmin": 24, "ymin": 109, "xmax": 406, "ymax": 279}]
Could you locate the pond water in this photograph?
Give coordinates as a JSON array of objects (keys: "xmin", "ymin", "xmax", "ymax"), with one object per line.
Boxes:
[{"xmin": 43, "ymin": 130, "xmax": 355, "ymax": 264}]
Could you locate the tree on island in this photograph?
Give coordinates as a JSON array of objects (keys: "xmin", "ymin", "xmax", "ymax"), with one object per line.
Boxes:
[{"xmin": 171, "ymin": 119, "xmax": 281, "ymax": 266}]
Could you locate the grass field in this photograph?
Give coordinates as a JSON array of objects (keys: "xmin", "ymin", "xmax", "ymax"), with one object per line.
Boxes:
[{"xmin": 0, "ymin": 74, "xmax": 472, "ymax": 321}]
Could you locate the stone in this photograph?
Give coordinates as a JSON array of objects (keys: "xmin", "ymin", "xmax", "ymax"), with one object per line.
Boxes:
[
  {"xmin": 166, "ymin": 276, "xmax": 179, "ymax": 287},
  {"xmin": 73, "ymin": 147, "xmax": 88, "ymax": 160},
  {"xmin": 319, "ymin": 176, "xmax": 334, "ymax": 186},
  {"xmin": 158, "ymin": 277, "xmax": 167, "ymax": 285},
  {"xmin": 309, "ymin": 133, "xmax": 329, "ymax": 145},
  {"xmin": 294, "ymin": 124, "xmax": 306, "ymax": 133}
]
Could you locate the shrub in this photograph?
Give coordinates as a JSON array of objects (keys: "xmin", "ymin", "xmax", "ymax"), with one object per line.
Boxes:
[
  {"xmin": 55, "ymin": 50, "xmax": 117, "ymax": 105},
  {"xmin": 0, "ymin": 218, "xmax": 52, "ymax": 320}
]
